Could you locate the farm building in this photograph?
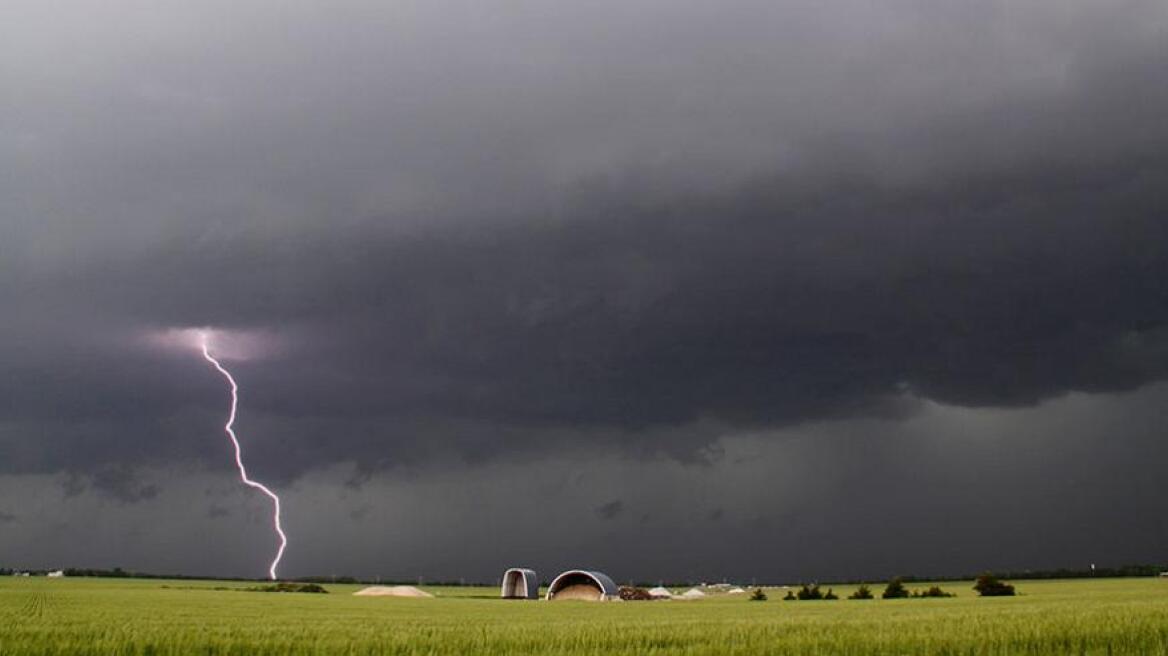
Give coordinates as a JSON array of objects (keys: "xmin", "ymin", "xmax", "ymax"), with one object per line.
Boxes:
[
  {"xmin": 500, "ymin": 568, "xmax": 539, "ymax": 599},
  {"xmin": 546, "ymin": 570, "xmax": 619, "ymax": 601}
]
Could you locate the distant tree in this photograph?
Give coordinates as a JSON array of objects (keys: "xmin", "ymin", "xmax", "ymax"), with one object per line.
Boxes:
[
  {"xmin": 973, "ymin": 574, "xmax": 1016, "ymax": 597},
  {"xmin": 783, "ymin": 589, "xmax": 796, "ymax": 601},
  {"xmin": 848, "ymin": 584, "xmax": 874, "ymax": 600},
  {"xmin": 749, "ymin": 588, "xmax": 768, "ymax": 601},
  {"xmin": 249, "ymin": 582, "xmax": 328, "ymax": 593},
  {"xmin": 882, "ymin": 578, "xmax": 910, "ymax": 599},
  {"xmin": 912, "ymin": 586, "xmax": 954, "ymax": 598},
  {"xmin": 823, "ymin": 588, "xmax": 839, "ymax": 600},
  {"xmin": 797, "ymin": 584, "xmax": 825, "ymax": 600}
]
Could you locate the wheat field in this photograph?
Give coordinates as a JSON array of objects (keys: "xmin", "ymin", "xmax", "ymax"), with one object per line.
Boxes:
[{"xmin": 1, "ymin": 576, "xmax": 1166, "ymax": 655}]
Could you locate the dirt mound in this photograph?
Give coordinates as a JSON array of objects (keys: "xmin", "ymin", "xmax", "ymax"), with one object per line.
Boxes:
[{"xmin": 352, "ymin": 586, "xmax": 434, "ymax": 598}]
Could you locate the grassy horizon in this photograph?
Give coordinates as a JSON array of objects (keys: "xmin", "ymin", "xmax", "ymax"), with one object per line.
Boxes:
[{"xmin": 2, "ymin": 576, "xmax": 1166, "ymax": 655}]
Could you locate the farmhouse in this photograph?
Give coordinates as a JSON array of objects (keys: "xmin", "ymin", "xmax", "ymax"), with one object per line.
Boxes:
[
  {"xmin": 500, "ymin": 568, "xmax": 539, "ymax": 599},
  {"xmin": 546, "ymin": 570, "xmax": 619, "ymax": 601}
]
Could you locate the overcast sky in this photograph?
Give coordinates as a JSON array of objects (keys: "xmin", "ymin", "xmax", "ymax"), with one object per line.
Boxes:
[{"xmin": 2, "ymin": 0, "xmax": 1167, "ymax": 583}]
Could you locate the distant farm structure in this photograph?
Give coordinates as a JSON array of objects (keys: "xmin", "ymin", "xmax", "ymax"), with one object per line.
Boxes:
[
  {"xmin": 546, "ymin": 570, "xmax": 619, "ymax": 601},
  {"xmin": 500, "ymin": 568, "xmax": 539, "ymax": 599}
]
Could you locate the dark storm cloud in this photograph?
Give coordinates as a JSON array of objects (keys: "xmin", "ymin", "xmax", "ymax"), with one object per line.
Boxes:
[
  {"xmin": 206, "ymin": 504, "xmax": 230, "ymax": 519},
  {"xmin": 2, "ymin": 0, "xmax": 1167, "ymax": 486},
  {"xmin": 60, "ymin": 474, "xmax": 87, "ymax": 499},
  {"xmin": 595, "ymin": 500, "xmax": 625, "ymax": 521},
  {"xmin": 55, "ymin": 467, "xmax": 160, "ymax": 503},
  {"xmin": 89, "ymin": 465, "xmax": 161, "ymax": 504}
]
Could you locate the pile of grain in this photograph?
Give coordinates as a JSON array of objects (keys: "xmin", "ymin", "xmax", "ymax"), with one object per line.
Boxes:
[{"xmin": 352, "ymin": 586, "xmax": 434, "ymax": 598}]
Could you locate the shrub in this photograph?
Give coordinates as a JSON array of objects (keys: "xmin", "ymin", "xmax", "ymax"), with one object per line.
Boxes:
[
  {"xmin": 749, "ymin": 588, "xmax": 768, "ymax": 601},
  {"xmin": 912, "ymin": 586, "xmax": 954, "ymax": 598},
  {"xmin": 849, "ymin": 584, "xmax": 874, "ymax": 600},
  {"xmin": 618, "ymin": 586, "xmax": 654, "ymax": 601},
  {"xmin": 974, "ymin": 574, "xmax": 1016, "ymax": 597},
  {"xmin": 248, "ymin": 582, "xmax": 328, "ymax": 594},
  {"xmin": 882, "ymin": 578, "xmax": 909, "ymax": 599},
  {"xmin": 783, "ymin": 589, "xmax": 796, "ymax": 601},
  {"xmin": 796, "ymin": 584, "xmax": 824, "ymax": 600},
  {"xmin": 823, "ymin": 588, "xmax": 838, "ymax": 600}
]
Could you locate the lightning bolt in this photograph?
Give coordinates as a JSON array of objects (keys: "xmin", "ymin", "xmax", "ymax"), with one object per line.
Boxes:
[{"xmin": 200, "ymin": 336, "xmax": 288, "ymax": 580}]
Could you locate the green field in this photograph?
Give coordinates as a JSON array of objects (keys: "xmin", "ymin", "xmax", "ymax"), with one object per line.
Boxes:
[{"xmin": 2, "ymin": 576, "xmax": 1166, "ymax": 655}]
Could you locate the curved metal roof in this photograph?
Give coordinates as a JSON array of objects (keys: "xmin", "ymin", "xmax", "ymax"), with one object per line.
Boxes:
[
  {"xmin": 500, "ymin": 568, "xmax": 539, "ymax": 599},
  {"xmin": 546, "ymin": 569, "xmax": 619, "ymax": 600}
]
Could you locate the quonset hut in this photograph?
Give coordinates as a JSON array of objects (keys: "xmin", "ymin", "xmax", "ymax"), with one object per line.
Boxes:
[
  {"xmin": 500, "ymin": 568, "xmax": 539, "ymax": 599},
  {"xmin": 546, "ymin": 570, "xmax": 619, "ymax": 601}
]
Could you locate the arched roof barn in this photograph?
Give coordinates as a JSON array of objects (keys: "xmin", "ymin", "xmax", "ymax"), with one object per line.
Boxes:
[
  {"xmin": 500, "ymin": 568, "xmax": 539, "ymax": 599},
  {"xmin": 546, "ymin": 570, "xmax": 619, "ymax": 601}
]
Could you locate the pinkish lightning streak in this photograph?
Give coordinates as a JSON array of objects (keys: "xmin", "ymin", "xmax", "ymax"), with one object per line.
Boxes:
[{"xmin": 201, "ymin": 338, "xmax": 288, "ymax": 580}]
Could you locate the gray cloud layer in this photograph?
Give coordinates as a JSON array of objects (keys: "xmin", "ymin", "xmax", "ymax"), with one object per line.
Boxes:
[
  {"xmin": 3, "ymin": 388, "xmax": 1166, "ymax": 581},
  {"xmin": 2, "ymin": 0, "xmax": 1167, "ymax": 577}
]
